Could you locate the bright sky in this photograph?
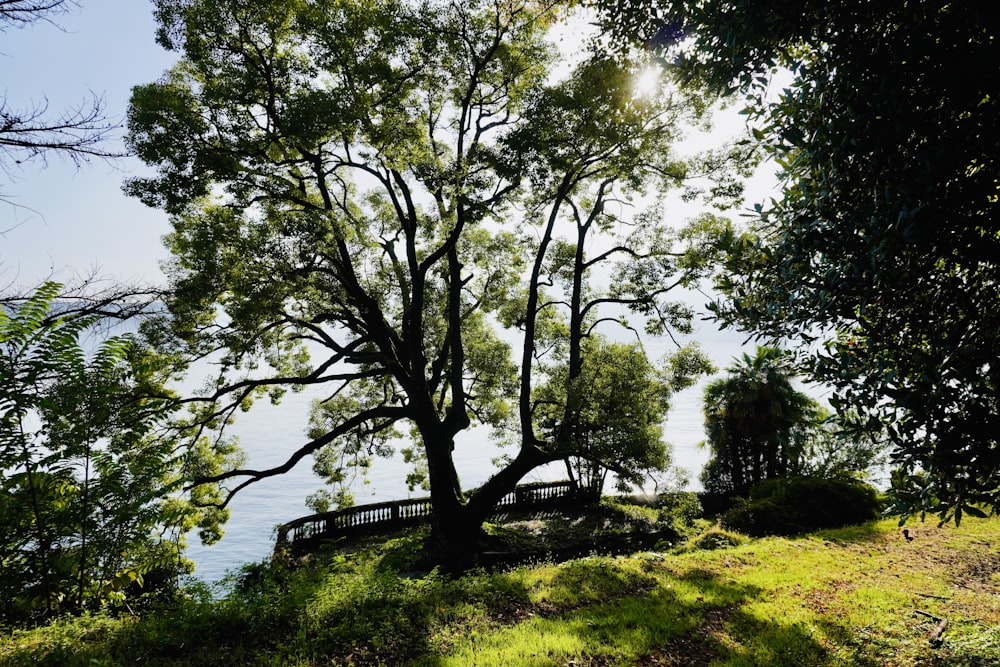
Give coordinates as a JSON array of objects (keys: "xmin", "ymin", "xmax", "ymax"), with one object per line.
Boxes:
[
  {"xmin": 1, "ymin": 0, "xmax": 175, "ymax": 288},
  {"xmin": 1, "ymin": 1, "xmax": 779, "ymax": 293}
]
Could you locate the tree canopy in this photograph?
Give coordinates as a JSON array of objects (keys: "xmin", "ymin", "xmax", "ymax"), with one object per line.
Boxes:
[
  {"xmin": 127, "ymin": 0, "xmax": 746, "ymax": 555},
  {"xmin": 598, "ymin": 0, "xmax": 1000, "ymax": 522}
]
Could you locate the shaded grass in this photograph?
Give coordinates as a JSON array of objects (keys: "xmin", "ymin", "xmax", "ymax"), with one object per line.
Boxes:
[{"xmin": 2, "ymin": 515, "xmax": 1000, "ymax": 666}]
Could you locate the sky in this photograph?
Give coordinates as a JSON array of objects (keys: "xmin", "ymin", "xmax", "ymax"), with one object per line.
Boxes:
[{"xmin": 1, "ymin": 0, "xmax": 177, "ymax": 288}]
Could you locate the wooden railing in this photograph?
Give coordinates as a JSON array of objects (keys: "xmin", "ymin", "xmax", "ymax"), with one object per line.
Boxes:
[{"xmin": 275, "ymin": 480, "xmax": 592, "ymax": 552}]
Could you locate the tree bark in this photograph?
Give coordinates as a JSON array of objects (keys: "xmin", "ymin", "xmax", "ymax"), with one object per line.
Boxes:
[{"xmin": 423, "ymin": 431, "xmax": 563, "ymax": 565}]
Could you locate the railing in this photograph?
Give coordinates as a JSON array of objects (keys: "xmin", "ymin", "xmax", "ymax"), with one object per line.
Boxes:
[
  {"xmin": 275, "ymin": 480, "xmax": 593, "ymax": 553},
  {"xmin": 496, "ymin": 480, "xmax": 580, "ymax": 509}
]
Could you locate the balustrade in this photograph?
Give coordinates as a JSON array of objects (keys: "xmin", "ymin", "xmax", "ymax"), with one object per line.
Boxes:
[{"xmin": 275, "ymin": 480, "xmax": 584, "ymax": 552}]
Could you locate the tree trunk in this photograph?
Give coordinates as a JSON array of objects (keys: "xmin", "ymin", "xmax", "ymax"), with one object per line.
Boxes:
[
  {"xmin": 427, "ymin": 497, "xmax": 484, "ymax": 569},
  {"xmin": 424, "ymin": 435, "xmax": 562, "ymax": 567},
  {"xmin": 421, "ymin": 425, "xmax": 481, "ymax": 567}
]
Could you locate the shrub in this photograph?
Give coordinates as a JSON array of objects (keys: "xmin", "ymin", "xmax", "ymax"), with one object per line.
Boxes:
[
  {"xmin": 684, "ymin": 527, "xmax": 749, "ymax": 551},
  {"xmin": 654, "ymin": 492, "xmax": 703, "ymax": 527},
  {"xmin": 721, "ymin": 476, "xmax": 881, "ymax": 537},
  {"xmin": 650, "ymin": 492, "xmax": 705, "ymax": 540},
  {"xmin": 696, "ymin": 492, "xmax": 739, "ymax": 519}
]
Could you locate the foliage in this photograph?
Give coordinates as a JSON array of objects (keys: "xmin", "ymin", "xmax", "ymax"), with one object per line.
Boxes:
[
  {"xmin": 0, "ymin": 283, "xmax": 225, "ymax": 625},
  {"xmin": 5, "ymin": 515, "xmax": 1000, "ymax": 666},
  {"xmin": 721, "ymin": 476, "xmax": 882, "ymax": 537},
  {"xmin": 653, "ymin": 491, "xmax": 702, "ymax": 526},
  {"xmin": 595, "ymin": 0, "xmax": 1000, "ymax": 523},
  {"xmin": 534, "ymin": 339, "xmax": 711, "ymax": 494},
  {"xmin": 700, "ymin": 347, "xmax": 816, "ymax": 495},
  {"xmin": 637, "ymin": 490, "xmax": 705, "ymax": 543},
  {"xmin": 700, "ymin": 347, "xmax": 885, "ymax": 496},
  {"xmin": 794, "ymin": 410, "xmax": 889, "ymax": 482},
  {"xmin": 126, "ymin": 0, "xmax": 744, "ymax": 553}
]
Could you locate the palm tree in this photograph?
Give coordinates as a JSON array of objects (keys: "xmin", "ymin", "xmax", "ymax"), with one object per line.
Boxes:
[{"xmin": 700, "ymin": 347, "xmax": 818, "ymax": 495}]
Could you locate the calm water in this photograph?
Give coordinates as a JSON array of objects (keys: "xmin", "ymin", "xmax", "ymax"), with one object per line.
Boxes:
[{"xmin": 185, "ymin": 320, "xmax": 775, "ymax": 584}]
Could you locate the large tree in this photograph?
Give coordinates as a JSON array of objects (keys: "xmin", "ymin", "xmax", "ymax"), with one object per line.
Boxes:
[
  {"xmin": 597, "ymin": 0, "xmax": 1000, "ymax": 522},
  {"xmin": 127, "ymin": 0, "xmax": 744, "ymax": 556}
]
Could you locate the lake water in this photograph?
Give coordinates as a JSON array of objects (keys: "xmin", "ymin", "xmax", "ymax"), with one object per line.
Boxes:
[{"xmin": 184, "ymin": 319, "xmax": 794, "ymax": 585}]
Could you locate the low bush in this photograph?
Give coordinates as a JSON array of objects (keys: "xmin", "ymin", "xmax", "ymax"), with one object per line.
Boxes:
[
  {"xmin": 653, "ymin": 492, "xmax": 703, "ymax": 530},
  {"xmin": 696, "ymin": 492, "xmax": 739, "ymax": 519},
  {"xmin": 721, "ymin": 476, "xmax": 881, "ymax": 537},
  {"xmin": 678, "ymin": 527, "xmax": 749, "ymax": 552}
]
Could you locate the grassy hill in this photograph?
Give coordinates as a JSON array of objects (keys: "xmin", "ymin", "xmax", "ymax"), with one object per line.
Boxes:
[{"xmin": 3, "ymin": 508, "xmax": 999, "ymax": 666}]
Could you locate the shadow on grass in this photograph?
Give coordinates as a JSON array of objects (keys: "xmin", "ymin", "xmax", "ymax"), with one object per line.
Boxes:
[
  {"xmin": 808, "ymin": 520, "xmax": 892, "ymax": 544},
  {"xmin": 410, "ymin": 561, "xmax": 862, "ymax": 667},
  {"xmin": 3, "ymin": 530, "xmax": 545, "ymax": 667},
  {"xmin": 2, "ymin": 520, "xmax": 904, "ymax": 667},
  {"xmin": 651, "ymin": 567, "xmax": 842, "ymax": 667},
  {"xmin": 4, "ymin": 549, "xmax": 861, "ymax": 667}
]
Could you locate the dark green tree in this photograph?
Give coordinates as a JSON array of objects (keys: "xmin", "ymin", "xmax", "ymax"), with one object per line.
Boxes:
[
  {"xmin": 700, "ymin": 347, "xmax": 816, "ymax": 495},
  {"xmin": 127, "ymin": 0, "xmax": 746, "ymax": 557},
  {"xmin": 701, "ymin": 347, "xmax": 885, "ymax": 495},
  {"xmin": 596, "ymin": 0, "xmax": 1000, "ymax": 522}
]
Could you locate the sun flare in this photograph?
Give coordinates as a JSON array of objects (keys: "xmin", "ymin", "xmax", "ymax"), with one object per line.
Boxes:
[{"xmin": 633, "ymin": 66, "xmax": 661, "ymax": 98}]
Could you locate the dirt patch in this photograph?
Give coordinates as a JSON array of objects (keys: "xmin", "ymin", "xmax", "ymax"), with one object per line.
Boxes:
[
  {"xmin": 635, "ymin": 607, "xmax": 730, "ymax": 666},
  {"xmin": 951, "ymin": 549, "xmax": 1000, "ymax": 592},
  {"xmin": 890, "ymin": 526, "xmax": 1000, "ymax": 595}
]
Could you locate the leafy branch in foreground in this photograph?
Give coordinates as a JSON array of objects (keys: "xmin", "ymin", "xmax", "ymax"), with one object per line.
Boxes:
[{"xmin": 0, "ymin": 282, "xmax": 226, "ymax": 625}]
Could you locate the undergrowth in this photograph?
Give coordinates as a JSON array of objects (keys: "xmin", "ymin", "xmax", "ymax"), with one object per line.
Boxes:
[{"xmin": 2, "ymin": 511, "xmax": 999, "ymax": 666}]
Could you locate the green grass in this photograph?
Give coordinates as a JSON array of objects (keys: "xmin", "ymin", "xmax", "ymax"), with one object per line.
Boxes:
[{"xmin": 3, "ymin": 515, "xmax": 1000, "ymax": 666}]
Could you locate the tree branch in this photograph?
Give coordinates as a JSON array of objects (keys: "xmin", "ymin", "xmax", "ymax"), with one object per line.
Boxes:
[
  {"xmin": 189, "ymin": 404, "xmax": 408, "ymax": 509},
  {"xmin": 0, "ymin": 93, "xmax": 123, "ymax": 176},
  {"xmin": 0, "ymin": 0, "xmax": 74, "ymax": 28}
]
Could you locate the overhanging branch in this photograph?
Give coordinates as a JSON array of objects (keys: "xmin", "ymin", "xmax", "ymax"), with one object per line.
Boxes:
[{"xmin": 188, "ymin": 404, "xmax": 407, "ymax": 509}]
